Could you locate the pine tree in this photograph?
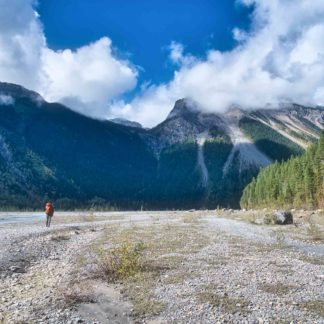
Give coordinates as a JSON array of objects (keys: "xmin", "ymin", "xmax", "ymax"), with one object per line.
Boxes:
[{"xmin": 240, "ymin": 132, "xmax": 324, "ymax": 209}]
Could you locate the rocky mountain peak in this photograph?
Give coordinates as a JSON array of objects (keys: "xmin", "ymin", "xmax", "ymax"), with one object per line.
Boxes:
[{"xmin": 166, "ymin": 98, "xmax": 200, "ymax": 120}]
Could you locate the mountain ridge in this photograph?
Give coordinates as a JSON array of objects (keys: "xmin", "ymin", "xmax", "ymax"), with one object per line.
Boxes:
[{"xmin": 0, "ymin": 82, "xmax": 323, "ymax": 209}]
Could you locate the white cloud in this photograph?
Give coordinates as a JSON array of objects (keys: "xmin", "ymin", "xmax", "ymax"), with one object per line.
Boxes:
[
  {"xmin": 0, "ymin": 0, "xmax": 137, "ymax": 118},
  {"xmin": 112, "ymin": 0, "xmax": 324, "ymax": 127},
  {"xmin": 0, "ymin": 94, "xmax": 14, "ymax": 105},
  {"xmin": 169, "ymin": 42, "xmax": 185, "ymax": 65},
  {"xmin": 41, "ymin": 37, "xmax": 137, "ymax": 117}
]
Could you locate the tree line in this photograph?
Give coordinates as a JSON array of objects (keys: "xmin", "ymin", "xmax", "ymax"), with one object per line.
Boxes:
[{"xmin": 241, "ymin": 132, "xmax": 324, "ymax": 209}]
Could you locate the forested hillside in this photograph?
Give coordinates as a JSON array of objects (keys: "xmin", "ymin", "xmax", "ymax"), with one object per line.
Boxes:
[
  {"xmin": 241, "ymin": 132, "xmax": 324, "ymax": 209},
  {"xmin": 239, "ymin": 117, "xmax": 304, "ymax": 161}
]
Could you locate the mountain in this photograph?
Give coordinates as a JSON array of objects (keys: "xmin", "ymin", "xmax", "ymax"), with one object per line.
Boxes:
[
  {"xmin": 0, "ymin": 82, "xmax": 323, "ymax": 209},
  {"xmin": 241, "ymin": 132, "xmax": 324, "ymax": 209},
  {"xmin": 109, "ymin": 118, "xmax": 142, "ymax": 129},
  {"xmin": 0, "ymin": 82, "xmax": 156, "ymax": 209}
]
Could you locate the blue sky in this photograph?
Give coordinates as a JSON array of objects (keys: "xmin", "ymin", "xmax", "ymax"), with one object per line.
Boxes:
[{"xmin": 38, "ymin": 0, "xmax": 252, "ymax": 87}]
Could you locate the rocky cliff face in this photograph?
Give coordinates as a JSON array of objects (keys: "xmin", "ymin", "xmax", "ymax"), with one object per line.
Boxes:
[{"xmin": 147, "ymin": 99, "xmax": 324, "ymax": 162}]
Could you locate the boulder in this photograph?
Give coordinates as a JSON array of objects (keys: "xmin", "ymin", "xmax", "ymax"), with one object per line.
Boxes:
[{"xmin": 264, "ymin": 210, "xmax": 293, "ymax": 225}]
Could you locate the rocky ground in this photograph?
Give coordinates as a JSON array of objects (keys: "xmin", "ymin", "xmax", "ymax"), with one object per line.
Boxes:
[{"xmin": 0, "ymin": 210, "xmax": 323, "ymax": 323}]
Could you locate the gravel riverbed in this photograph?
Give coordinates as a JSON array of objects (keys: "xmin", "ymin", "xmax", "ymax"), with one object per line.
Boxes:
[{"xmin": 0, "ymin": 210, "xmax": 323, "ymax": 323}]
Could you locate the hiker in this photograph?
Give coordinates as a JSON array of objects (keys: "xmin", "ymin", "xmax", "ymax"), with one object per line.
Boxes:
[{"xmin": 45, "ymin": 201, "xmax": 54, "ymax": 227}]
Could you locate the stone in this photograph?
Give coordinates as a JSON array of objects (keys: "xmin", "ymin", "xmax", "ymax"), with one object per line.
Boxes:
[
  {"xmin": 274, "ymin": 210, "xmax": 293, "ymax": 225},
  {"xmin": 264, "ymin": 210, "xmax": 293, "ymax": 225}
]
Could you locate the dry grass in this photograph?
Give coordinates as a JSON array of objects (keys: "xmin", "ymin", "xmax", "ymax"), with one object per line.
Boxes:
[
  {"xmin": 59, "ymin": 281, "xmax": 95, "ymax": 307},
  {"xmin": 0, "ymin": 312, "xmax": 7, "ymax": 324},
  {"xmin": 87, "ymin": 223, "xmax": 209, "ymax": 319},
  {"xmin": 53, "ymin": 213, "xmax": 126, "ymax": 225},
  {"xmin": 182, "ymin": 213, "xmax": 204, "ymax": 224},
  {"xmin": 306, "ymin": 223, "xmax": 324, "ymax": 242},
  {"xmin": 258, "ymin": 282, "xmax": 299, "ymax": 295},
  {"xmin": 244, "ymin": 212, "xmax": 259, "ymax": 224},
  {"xmin": 50, "ymin": 231, "xmax": 71, "ymax": 242},
  {"xmin": 122, "ymin": 272, "xmax": 165, "ymax": 317},
  {"xmin": 199, "ymin": 290, "xmax": 250, "ymax": 314},
  {"xmin": 301, "ymin": 300, "xmax": 324, "ymax": 317},
  {"xmin": 271, "ymin": 230, "xmax": 287, "ymax": 249},
  {"xmin": 299, "ymin": 255, "xmax": 324, "ymax": 266}
]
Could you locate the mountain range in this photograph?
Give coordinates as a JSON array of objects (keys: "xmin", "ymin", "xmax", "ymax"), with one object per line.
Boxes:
[{"xmin": 0, "ymin": 82, "xmax": 323, "ymax": 209}]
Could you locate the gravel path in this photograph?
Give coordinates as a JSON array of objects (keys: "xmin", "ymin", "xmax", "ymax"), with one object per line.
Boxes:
[{"xmin": 0, "ymin": 211, "xmax": 323, "ymax": 323}]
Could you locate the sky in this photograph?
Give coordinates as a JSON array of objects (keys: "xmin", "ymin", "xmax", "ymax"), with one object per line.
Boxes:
[
  {"xmin": 0, "ymin": 0, "xmax": 324, "ymax": 127},
  {"xmin": 37, "ymin": 0, "xmax": 252, "ymax": 86}
]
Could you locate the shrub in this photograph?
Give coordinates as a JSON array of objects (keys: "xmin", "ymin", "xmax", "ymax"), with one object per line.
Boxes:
[{"xmin": 96, "ymin": 240, "xmax": 145, "ymax": 281}]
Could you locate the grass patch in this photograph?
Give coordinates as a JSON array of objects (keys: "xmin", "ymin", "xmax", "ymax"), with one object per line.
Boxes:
[
  {"xmin": 94, "ymin": 237, "xmax": 166, "ymax": 318},
  {"xmin": 162, "ymin": 270, "xmax": 191, "ymax": 285},
  {"xmin": 88, "ymin": 224, "xmax": 209, "ymax": 319},
  {"xmin": 199, "ymin": 291, "xmax": 250, "ymax": 314},
  {"xmin": 259, "ymin": 283, "xmax": 299, "ymax": 295},
  {"xmin": 301, "ymin": 300, "xmax": 324, "ymax": 317}
]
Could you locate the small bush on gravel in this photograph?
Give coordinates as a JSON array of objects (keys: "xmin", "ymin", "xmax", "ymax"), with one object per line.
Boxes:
[{"xmin": 96, "ymin": 240, "xmax": 145, "ymax": 281}]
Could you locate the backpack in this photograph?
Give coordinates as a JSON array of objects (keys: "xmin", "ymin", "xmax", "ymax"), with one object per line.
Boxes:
[{"xmin": 45, "ymin": 203, "xmax": 54, "ymax": 216}]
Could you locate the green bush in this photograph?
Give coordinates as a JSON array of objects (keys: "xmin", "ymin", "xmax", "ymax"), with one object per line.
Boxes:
[{"xmin": 96, "ymin": 240, "xmax": 146, "ymax": 281}]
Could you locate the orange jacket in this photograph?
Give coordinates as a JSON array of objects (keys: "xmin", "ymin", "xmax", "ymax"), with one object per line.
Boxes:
[{"xmin": 45, "ymin": 203, "xmax": 54, "ymax": 216}]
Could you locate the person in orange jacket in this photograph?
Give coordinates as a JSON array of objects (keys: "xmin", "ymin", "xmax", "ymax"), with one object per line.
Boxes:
[{"xmin": 45, "ymin": 201, "xmax": 54, "ymax": 227}]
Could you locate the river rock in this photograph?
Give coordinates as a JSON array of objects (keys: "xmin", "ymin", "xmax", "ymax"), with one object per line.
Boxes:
[{"xmin": 267, "ymin": 210, "xmax": 293, "ymax": 225}]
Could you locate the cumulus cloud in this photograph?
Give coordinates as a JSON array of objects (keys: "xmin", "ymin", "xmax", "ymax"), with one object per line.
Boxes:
[
  {"xmin": 0, "ymin": 0, "xmax": 137, "ymax": 118},
  {"xmin": 41, "ymin": 37, "xmax": 137, "ymax": 117},
  {"xmin": 112, "ymin": 0, "xmax": 324, "ymax": 127}
]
